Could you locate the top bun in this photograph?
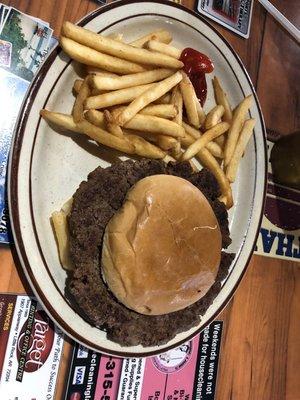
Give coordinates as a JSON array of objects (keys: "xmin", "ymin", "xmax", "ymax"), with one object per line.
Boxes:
[{"xmin": 101, "ymin": 174, "xmax": 221, "ymax": 315}]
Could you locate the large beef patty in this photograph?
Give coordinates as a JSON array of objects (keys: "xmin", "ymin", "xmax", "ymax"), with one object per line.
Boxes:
[{"xmin": 67, "ymin": 159, "xmax": 234, "ymax": 346}]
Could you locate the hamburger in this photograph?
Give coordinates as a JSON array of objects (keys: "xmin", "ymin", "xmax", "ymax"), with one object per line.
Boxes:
[
  {"xmin": 102, "ymin": 174, "xmax": 222, "ymax": 315},
  {"xmin": 67, "ymin": 159, "xmax": 234, "ymax": 346}
]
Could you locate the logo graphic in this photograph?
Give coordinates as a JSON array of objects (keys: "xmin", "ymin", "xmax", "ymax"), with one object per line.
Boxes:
[
  {"xmin": 77, "ymin": 345, "xmax": 88, "ymax": 359},
  {"xmin": 16, "ymin": 309, "xmax": 54, "ymax": 372},
  {"xmin": 152, "ymin": 341, "xmax": 192, "ymax": 373},
  {"xmin": 73, "ymin": 366, "xmax": 86, "ymax": 385}
]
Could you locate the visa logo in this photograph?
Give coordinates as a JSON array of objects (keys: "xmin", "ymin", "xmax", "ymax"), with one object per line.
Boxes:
[{"xmin": 72, "ymin": 366, "xmax": 86, "ymax": 385}]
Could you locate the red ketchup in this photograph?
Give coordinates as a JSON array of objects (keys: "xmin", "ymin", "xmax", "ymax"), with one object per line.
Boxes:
[{"xmin": 179, "ymin": 48, "xmax": 214, "ymax": 106}]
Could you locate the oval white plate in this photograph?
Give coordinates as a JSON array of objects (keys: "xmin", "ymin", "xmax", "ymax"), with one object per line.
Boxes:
[{"xmin": 8, "ymin": 0, "xmax": 267, "ymax": 357}]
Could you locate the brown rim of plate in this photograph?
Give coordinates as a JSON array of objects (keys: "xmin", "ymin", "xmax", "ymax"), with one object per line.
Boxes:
[{"xmin": 8, "ymin": 0, "xmax": 267, "ymax": 357}]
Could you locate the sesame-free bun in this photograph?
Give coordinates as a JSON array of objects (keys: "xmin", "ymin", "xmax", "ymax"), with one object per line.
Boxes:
[{"xmin": 101, "ymin": 174, "xmax": 221, "ymax": 315}]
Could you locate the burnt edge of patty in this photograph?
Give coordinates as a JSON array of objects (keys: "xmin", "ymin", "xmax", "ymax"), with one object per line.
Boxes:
[{"xmin": 66, "ymin": 159, "xmax": 234, "ymax": 347}]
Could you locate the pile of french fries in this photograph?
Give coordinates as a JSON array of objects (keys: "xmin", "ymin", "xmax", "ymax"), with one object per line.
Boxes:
[{"xmin": 42, "ymin": 22, "xmax": 256, "ymax": 219}]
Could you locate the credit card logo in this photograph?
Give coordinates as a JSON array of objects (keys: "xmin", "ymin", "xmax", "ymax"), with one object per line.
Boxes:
[
  {"xmin": 72, "ymin": 366, "xmax": 86, "ymax": 385},
  {"xmin": 77, "ymin": 345, "xmax": 88, "ymax": 359}
]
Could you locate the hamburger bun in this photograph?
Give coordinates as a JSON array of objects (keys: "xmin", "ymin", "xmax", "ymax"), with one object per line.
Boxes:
[{"xmin": 101, "ymin": 174, "xmax": 222, "ymax": 315}]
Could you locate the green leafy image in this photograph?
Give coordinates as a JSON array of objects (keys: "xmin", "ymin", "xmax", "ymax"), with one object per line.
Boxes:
[{"xmin": 1, "ymin": 11, "xmax": 33, "ymax": 81}]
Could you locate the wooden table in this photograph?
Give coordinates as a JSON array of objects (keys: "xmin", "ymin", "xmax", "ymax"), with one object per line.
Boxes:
[{"xmin": 1, "ymin": 1, "xmax": 300, "ymax": 399}]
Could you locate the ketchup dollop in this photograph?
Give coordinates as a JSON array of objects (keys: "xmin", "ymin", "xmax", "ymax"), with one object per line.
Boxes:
[{"xmin": 179, "ymin": 48, "xmax": 214, "ymax": 106}]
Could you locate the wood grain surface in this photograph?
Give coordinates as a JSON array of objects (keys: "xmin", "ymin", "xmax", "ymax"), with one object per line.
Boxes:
[{"xmin": 1, "ymin": 1, "xmax": 299, "ymax": 399}]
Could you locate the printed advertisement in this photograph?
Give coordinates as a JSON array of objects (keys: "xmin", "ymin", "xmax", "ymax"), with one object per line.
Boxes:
[
  {"xmin": 0, "ymin": 5, "xmax": 57, "ymax": 243},
  {"xmin": 64, "ymin": 321, "xmax": 223, "ymax": 400},
  {"xmin": 0, "ymin": 294, "xmax": 64, "ymax": 399},
  {"xmin": 254, "ymin": 137, "xmax": 300, "ymax": 262},
  {"xmin": 197, "ymin": 0, "xmax": 254, "ymax": 38}
]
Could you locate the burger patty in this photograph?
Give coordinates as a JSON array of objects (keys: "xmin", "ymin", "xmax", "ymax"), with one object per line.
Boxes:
[{"xmin": 67, "ymin": 159, "xmax": 234, "ymax": 346}]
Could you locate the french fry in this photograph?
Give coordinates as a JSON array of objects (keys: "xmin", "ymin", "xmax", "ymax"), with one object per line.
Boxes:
[
  {"xmin": 124, "ymin": 129, "xmax": 159, "ymax": 143},
  {"xmin": 73, "ymin": 79, "xmax": 83, "ymax": 94},
  {"xmin": 77, "ymin": 120, "xmax": 128, "ymax": 150},
  {"xmin": 104, "ymin": 110, "xmax": 124, "ymax": 137},
  {"xmin": 205, "ymin": 105, "xmax": 225, "ymax": 130},
  {"xmin": 139, "ymin": 104, "xmax": 177, "ymax": 118},
  {"xmin": 182, "ymin": 121, "xmax": 200, "ymax": 139},
  {"xmin": 154, "ymin": 93, "xmax": 171, "ymax": 104},
  {"xmin": 181, "ymin": 132, "xmax": 195, "ymax": 147},
  {"xmin": 51, "ymin": 196, "xmax": 73, "ymax": 270},
  {"xmin": 61, "ymin": 197, "xmax": 73, "ymax": 215},
  {"xmin": 181, "ymin": 130, "xmax": 223, "ymax": 159},
  {"xmin": 74, "ymin": 120, "xmax": 134, "ymax": 154},
  {"xmin": 72, "ymin": 76, "xmax": 90, "ymax": 122},
  {"xmin": 92, "ymin": 68, "xmax": 173, "ymax": 91},
  {"xmin": 124, "ymin": 114, "xmax": 185, "ymax": 138},
  {"xmin": 214, "ymin": 135, "xmax": 225, "ymax": 148},
  {"xmin": 73, "ymin": 79, "xmax": 100, "ymax": 96},
  {"xmin": 179, "ymin": 72, "xmax": 200, "ymax": 128},
  {"xmin": 218, "ymin": 195, "xmax": 231, "ymax": 208},
  {"xmin": 159, "ymin": 136, "xmax": 181, "ymax": 160},
  {"xmin": 195, "ymin": 98, "xmax": 206, "ymax": 125},
  {"xmin": 172, "ymin": 141, "xmax": 182, "ymax": 159},
  {"xmin": 181, "ymin": 122, "xmax": 229, "ymax": 161},
  {"xmin": 125, "ymin": 134, "xmax": 166, "ymax": 159},
  {"xmin": 212, "ymin": 76, "xmax": 232, "ymax": 123},
  {"xmin": 86, "ymin": 109, "xmax": 184, "ymax": 137},
  {"xmin": 40, "ymin": 110, "xmax": 135, "ymax": 154},
  {"xmin": 112, "ymin": 104, "xmax": 177, "ymax": 119},
  {"xmin": 116, "ymin": 71, "xmax": 182, "ymax": 126},
  {"xmin": 163, "ymin": 154, "xmax": 176, "ymax": 163},
  {"xmin": 86, "ymin": 66, "xmax": 119, "ymax": 77},
  {"xmin": 62, "ymin": 22, "xmax": 183, "ymax": 69},
  {"xmin": 88, "ymin": 112, "xmax": 161, "ymax": 141},
  {"xmin": 224, "ymin": 94, "xmax": 253, "ymax": 166},
  {"xmin": 107, "ymin": 32, "xmax": 124, "ymax": 42},
  {"xmin": 60, "ymin": 36, "xmax": 146, "ymax": 74},
  {"xmin": 130, "ymin": 29, "xmax": 172, "ymax": 47},
  {"xmin": 171, "ymin": 86, "xmax": 183, "ymax": 125},
  {"xmin": 226, "ymin": 118, "xmax": 256, "ymax": 182},
  {"xmin": 196, "ymin": 147, "xmax": 233, "ymax": 209},
  {"xmin": 181, "ymin": 122, "xmax": 224, "ymax": 157},
  {"xmin": 145, "ymin": 40, "xmax": 181, "ymax": 59},
  {"xmin": 41, "ymin": 109, "xmax": 79, "ymax": 132},
  {"xmin": 157, "ymin": 135, "xmax": 178, "ymax": 150},
  {"xmin": 85, "ymin": 109, "xmax": 106, "ymax": 129},
  {"xmin": 85, "ymin": 83, "xmax": 154, "ymax": 109},
  {"xmin": 51, "ymin": 210, "xmax": 73, "ymax": 270}
]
